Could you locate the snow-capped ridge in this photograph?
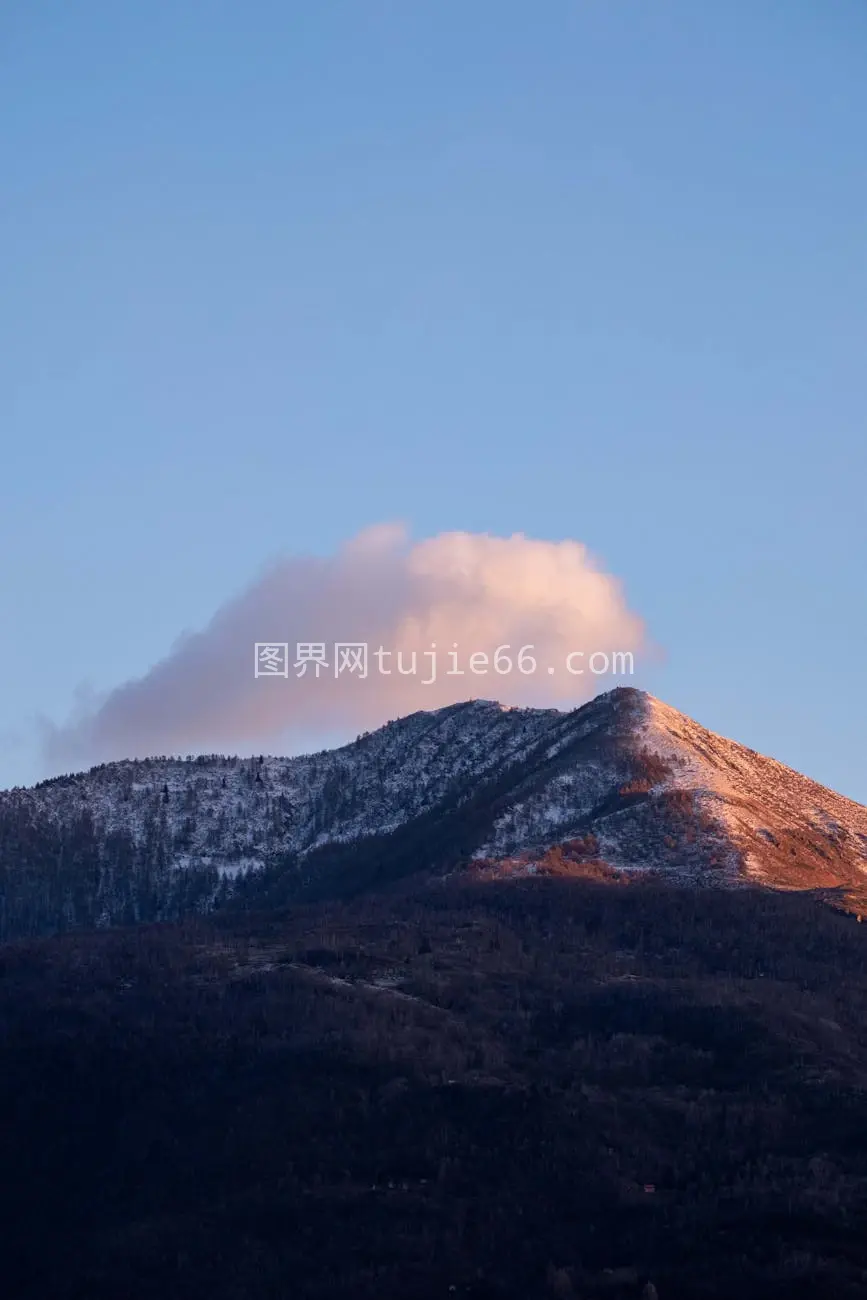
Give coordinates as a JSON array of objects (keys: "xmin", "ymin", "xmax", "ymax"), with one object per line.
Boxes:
[{"xmin": 3, "ymin": 688, "xmax": 867, "ymax": 940}]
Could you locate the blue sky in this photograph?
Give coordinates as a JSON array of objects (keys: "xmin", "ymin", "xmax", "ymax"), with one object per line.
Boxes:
[{"xmin": 2, "ymin": 0, "xmax": 866, "ymax": 797}]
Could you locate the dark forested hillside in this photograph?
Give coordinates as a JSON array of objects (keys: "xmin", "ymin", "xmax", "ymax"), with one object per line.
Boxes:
[{"xmin": 4, "ymin": 872, "xmax": 867, "ymax": 1299}]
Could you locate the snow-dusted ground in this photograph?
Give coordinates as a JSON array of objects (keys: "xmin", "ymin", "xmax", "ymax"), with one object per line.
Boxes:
[
  {"xmin": 4, "ymin": 688, "xmax": 867, "ymax": 925},
  {"xmin": 636, "ymin": 694, "xmax": 867, "ymax": 886},
  {"xmin": 1, "ymin": 699, "xmax": 572, "ymax": 876},
  {"xmin": 475, "ymin": 690, "xmax": 867, "ymax": 893}
]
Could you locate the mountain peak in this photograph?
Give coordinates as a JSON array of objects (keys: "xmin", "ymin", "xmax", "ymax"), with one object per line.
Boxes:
[{"xmin": 2, "ymin": 690, "xmax": 866, "ymax": 941}]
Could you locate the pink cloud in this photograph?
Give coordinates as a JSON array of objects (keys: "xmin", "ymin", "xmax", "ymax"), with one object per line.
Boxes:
[{"xmin": 43, "ymin": 524, "xmax": 648, "ymax": 769}]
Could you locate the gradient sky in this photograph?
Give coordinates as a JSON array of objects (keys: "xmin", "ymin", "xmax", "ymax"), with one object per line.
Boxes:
[{"xmin": 2, "ymin": 0, "xmax": 866, "ymax": 798}]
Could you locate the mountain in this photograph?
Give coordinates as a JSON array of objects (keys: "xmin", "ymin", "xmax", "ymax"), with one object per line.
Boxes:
[
  {"xmin": 2, "ymin": 687, "xmax": 866, "ymax": 940},
  {"xmin": 6, "ymin": 692, "xmax": 867, "ymax": 1298}
]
